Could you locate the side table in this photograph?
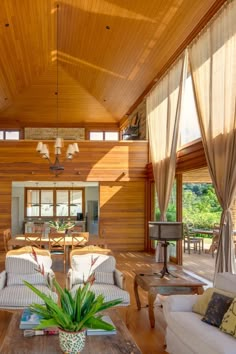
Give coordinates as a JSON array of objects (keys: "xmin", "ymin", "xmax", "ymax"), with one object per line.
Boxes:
[{"xmin": 133, "ymin": 270, "xmax": 206, "ymax": 328}]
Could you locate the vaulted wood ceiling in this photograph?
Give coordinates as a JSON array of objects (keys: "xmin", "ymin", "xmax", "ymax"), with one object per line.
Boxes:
[{"xmin": 0, "ymin": 0, "xmax": 223, "ymax": 128}]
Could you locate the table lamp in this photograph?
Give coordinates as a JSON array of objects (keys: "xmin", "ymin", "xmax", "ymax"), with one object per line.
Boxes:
[{"xmin": 148, "ymin": 221, "xmax": 183, "ymax": 278}]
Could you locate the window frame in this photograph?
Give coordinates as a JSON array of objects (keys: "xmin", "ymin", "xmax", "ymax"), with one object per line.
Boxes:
[{"xmin": 25, "ymin": 187, "xmax": 85, "ymax": 219}]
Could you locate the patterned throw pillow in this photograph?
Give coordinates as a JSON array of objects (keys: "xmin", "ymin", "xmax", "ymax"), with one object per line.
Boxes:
[
  {"xmin": 192, "ymin": 287, "xmax": 236, "ymax": 316},
  {"xmin": 220, "ymin": 297, "xmax": 236, "ymax": 337},
  {"xmin": 202, "ymin": 292, "xmax": 233, "ymax": 327}
]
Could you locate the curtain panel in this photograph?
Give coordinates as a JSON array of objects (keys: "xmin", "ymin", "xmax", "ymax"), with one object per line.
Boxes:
[
  {"xmin": 147, "ymin": 52, "xmax": 187, "ymax": 221},
  {"xmin": 189, "ymin": 0, "xmax": 236, "ymax": 274}
]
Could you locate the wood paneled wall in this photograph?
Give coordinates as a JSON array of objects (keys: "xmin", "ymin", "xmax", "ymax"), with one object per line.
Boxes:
[
  {"xmin": 99, "ymin": 182, "xmax": 146, "ymax": 251},
  {"xmin": 0, "ymin": 140, "xmax": 148, "ymax": 251}
]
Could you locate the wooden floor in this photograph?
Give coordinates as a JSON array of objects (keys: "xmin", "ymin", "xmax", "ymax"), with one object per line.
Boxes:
[{"xmin": 0, "ymin": 249, "xmax": 218, "ymax": 354}]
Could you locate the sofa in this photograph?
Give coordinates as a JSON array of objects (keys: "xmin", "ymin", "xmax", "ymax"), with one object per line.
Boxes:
[{"xmin": 162, "ymin": 272, "xmax": 236, "ymax": 354}]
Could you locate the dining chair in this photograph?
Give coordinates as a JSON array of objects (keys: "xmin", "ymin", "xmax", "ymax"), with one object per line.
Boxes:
[
  {"xmin": 209, "ymin": 223, "xmax": 220, "ymax": 258},
  {"xmin": 71, "ymin": 232, "xmax": 89, "ymax": 249},
  {"xmin": 48, "ymin": 233, "xmax": 66, "ymax": 272},
  {"xmin": 183, "ymin": 224, "xmax": 203, "ymax": 254},
  {"xmin": 3, "ymin": 229, "xmax": 12, "ymax": 252},
  {"xmin": 24, "ymin": 233, "xmax": 42, "ymax": 249}
]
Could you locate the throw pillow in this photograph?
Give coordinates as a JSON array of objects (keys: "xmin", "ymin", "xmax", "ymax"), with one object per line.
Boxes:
[
  {"xmin": 220, "ymin": 297, "xmax": 236, "ymax": 337},
  {"xmin": 192, "ymin": 287, "xmax": 236, "ymax": 316},
  {"xmin": 94, "ymin": 272, "xmax": 114, "ymax": 285},
  {"xmin": 202, "ymin": 292, "xmax": 233, "ymax": 327}
]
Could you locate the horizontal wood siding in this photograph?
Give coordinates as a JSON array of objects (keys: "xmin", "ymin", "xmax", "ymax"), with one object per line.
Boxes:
[
  {"xmin": 99, "ymin": 182, "xmax": 146, "ymax": 251},
  {"xmin": 0, "ymin": 140, "xmax": 148, "ymax": 251}
]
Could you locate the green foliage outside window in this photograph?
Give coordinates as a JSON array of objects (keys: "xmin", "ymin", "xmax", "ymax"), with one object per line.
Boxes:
[{"xmin": 155, "ymin": 183, "xmax": 221, "ymax": 236}]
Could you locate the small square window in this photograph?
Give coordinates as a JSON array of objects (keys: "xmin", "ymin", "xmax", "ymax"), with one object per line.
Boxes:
[
  {"xmin": 5, "ymin": 131, "xmax": 20, "ymax": 140},
  {"xmin": 90, "ymin": 132, "xmax": 103, "ymax": 141},
  {"xmin": 0, "ymin": 131, "xmax": 4, "ymax": 140},
  {"xmin": 105, "ymin": 132, "xmax": 119, "ymax": 141}
]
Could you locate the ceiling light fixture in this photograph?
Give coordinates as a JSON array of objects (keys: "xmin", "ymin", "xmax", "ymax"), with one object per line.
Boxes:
[{"xmin": 36, "ymin": 4, "xmax": 79, "ymax": 177}]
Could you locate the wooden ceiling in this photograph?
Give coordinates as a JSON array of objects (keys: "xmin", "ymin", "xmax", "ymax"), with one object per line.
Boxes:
[{"xmin": 0, "ymin": 0, "xmax": 224, "ymax": 128}]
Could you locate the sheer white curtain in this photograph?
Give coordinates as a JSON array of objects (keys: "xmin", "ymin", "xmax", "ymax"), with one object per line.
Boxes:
[
  {"xmin": 189, "ymin": 0, "xmax": 236, "ymax": 274},
  {"xmin": 147, "ymin": 52, "xmax": 187, "ymax": 221}
]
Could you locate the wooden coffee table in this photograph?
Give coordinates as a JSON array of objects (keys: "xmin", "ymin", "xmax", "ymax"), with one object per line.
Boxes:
[
  {"xmin": 0, "ymin": 309, "xmax": 141, "ymax": 354},
  {"xmin": 134, "ymin": 270, "xmax": 206, "ymax": 328}
]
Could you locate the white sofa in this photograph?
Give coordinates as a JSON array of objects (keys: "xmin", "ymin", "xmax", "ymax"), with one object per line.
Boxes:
[{"xmin": 162, "ymin": 272, "xmax": 236, "ymax": 354}]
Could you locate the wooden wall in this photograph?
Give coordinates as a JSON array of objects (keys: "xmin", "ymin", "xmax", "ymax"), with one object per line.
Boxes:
[
  {"xmin": 0, "ymin": 140, "xmax": 148, "ymax": 251},
  {"xmin": 100, "ymin": 182, "xmax": 146, "ymax": 251}
]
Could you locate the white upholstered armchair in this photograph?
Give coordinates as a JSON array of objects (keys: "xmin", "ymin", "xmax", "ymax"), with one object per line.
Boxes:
[
  {"xmin": 67, "ymin": 252, "xmax": 130, "ymax": 307},
  {"xmin": 0, "ymin": 246, "xmax": 58, "ymax": 310}
]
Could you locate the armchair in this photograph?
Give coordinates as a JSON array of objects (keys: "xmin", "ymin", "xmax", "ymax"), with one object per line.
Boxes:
[
  {"xmin": 67, "ymin": 252, "xmax": 130, "ymax": 307},
  {"xmin": 0, "ymin": 246, "xmax": 58, "ymax": 310}
]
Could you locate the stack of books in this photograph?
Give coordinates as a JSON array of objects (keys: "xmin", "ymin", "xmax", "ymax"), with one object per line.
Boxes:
[{"xmin": 19, "ymin": 308, "xmax": 42, "ymax": 329}]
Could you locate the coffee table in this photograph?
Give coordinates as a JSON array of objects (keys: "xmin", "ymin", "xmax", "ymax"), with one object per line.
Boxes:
[
  {"xmin": 134, "ymin": 270, "xmax": 206, "ymax": 328},
  {"xmin": 0, "ymin": 310, "xmax": 141, "ymax": 354}
]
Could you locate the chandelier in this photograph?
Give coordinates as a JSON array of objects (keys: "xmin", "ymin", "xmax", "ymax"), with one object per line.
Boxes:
[{"xmin": 36, "ymin": 4, "xmax": 79, "ymax": 176}]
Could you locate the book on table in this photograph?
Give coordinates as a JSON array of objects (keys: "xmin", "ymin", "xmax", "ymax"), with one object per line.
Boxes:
[
  {"xmin": 86, "ymin": 315, "xmax": 117, "ymax": 336},
  {"xmin": 19, "ymin": 308, "xmax": 42, "ymax": 329}
]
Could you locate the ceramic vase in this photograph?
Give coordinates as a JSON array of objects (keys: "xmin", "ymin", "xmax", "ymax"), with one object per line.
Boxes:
[{"xmin": 59, "ymin": 328, "xmax": 86, "ymax": 353}]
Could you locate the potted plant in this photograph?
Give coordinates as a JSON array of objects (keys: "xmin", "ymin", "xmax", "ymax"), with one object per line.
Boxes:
[
  {"xmin": 48, "ymin": 219, "xmax": 75, "ymax": 232},
  {"xmin": 24, "ymin": 248, "xmax": 122, "ymax": 353}
]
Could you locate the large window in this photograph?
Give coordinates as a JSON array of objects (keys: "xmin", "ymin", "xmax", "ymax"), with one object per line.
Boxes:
[
  {"xmin": 25, "ymin": 187, "xmax": 84, "ymax": 219},
  {"xmin": 179, "ymin": 75, "xmax": 201, "ymax": 146}
]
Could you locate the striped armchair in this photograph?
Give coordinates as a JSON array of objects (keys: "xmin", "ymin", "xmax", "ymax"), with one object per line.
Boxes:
[
  {"xmin": 67, "ymin": 253, "xmax": 130, "ymax": 307},
  {"xmin": 0, "ymin": 247, "xmax": 58, "ymax": 310}
]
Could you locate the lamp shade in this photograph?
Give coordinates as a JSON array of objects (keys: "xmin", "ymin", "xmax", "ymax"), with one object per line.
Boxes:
[{"xmin": 149, "ymin": 222, "xmax": 183, "ymax": 241}]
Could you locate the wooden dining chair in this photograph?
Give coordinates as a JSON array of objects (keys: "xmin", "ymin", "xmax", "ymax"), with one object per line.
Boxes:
[
  {"xmin": 209, "ymin": 224, "xmax": 220, "ymax": 258},
  {"xmin": 71, "ymin": 232, "xmax": 89, "ymax": 249},
  {"xmin": 3, "ymin": 229, "xmax": 12, "ymax": 252},
  {"xmin": 183, "ymin": 224, "xmax": 203, "ymax": 254},
  {"xmin": 48, "ymin": 233, "xmax": 66, "ymax": 272},
  {"xmin": 24, "ymin": 233, "xmax": 42, "ymax": 249}
]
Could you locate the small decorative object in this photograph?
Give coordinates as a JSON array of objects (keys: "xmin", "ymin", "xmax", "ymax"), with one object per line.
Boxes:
[
  {"xmin": 48, "ymin": 219, "xmax": 75, "ymax": 232},
  {"xmin": 24, "ymin": 248, "xmax": 122, "ymax": 353}
]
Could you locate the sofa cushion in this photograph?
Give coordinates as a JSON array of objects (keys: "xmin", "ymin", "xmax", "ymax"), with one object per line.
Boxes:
[
  {"xmin": 167, "ymin": 311, "xmax": 236, "ymax": 354},
  {"xmin": 192, "ymin": 287, "xmax": 236, "ymax": 315},
  {"xmin": 220, "ymin": 297, "xmax": 236, "ymax": 337},
  {"xmin": 202, "ymin": 292, "xmax": 233, "ymax": 327},
  {"xmin": 214, "ymin": 272, "xmax": 236, "ymax": 293}
]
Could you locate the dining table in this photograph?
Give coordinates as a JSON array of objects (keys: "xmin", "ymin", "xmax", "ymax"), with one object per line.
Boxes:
[{"xmin": 8, "ymin": 234, "xmax": 87, "ymax": 265}]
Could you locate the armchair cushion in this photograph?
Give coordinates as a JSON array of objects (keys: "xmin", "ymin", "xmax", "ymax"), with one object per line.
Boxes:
[
  {"xmin": 7, "ymin": 272, "xmax": 47, "ymax": 286},
  {"xmin": 0, "ymin": 284, "xmax": 58, "ymax": 309},
  {"xmin": 94, "ymin": 272, "xmax": 114, "ymax": 284},
  {"xmin": 201, "ymin": 292, "xmax": 233, "ymax": 327},
  {"xmin": 70, "ymin": 283, "xmax": 130, "ymax": 306},
  {"xmin": 0, "ymin": 271, "xmax": 6, "ymax": 290},
  {"xmin": 6, "ymin": 254, "xmax": 52, "ymax": 274},
  {"xmin": 72, "ymin": 270, "xmax": 114, "ymax": 285}
]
